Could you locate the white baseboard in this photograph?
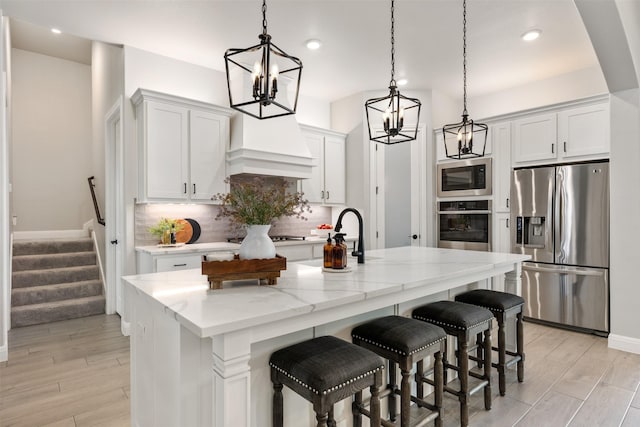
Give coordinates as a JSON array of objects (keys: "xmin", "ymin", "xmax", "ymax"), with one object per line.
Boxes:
[
  {"xmin": 608, "ymin": 333, "xmax": 640, "ymax": 355},
  {"xmin": 121, "ymin": 319, "xmax": 131, "ymax": 337},
  {"xmin": 13, "ymin": 229, "xmax": 89, "ymax": 240},
  {"xmin": 0, "ymin": 344, "xmax": 7, "ymax": 362}
]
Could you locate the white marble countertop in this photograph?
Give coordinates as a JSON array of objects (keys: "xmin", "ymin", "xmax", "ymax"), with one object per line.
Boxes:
[{"xmin": 123, "ymin": 246, "xmax": 529, "ymax": 338}]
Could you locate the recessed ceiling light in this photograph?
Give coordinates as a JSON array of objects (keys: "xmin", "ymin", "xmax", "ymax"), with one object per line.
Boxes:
[
  {"xmin": 521, "ymin": 29, "xmax": 541, "ymax": 42},
  {"xmin": 51, "ymin": 28, "xmax": 62, "ymax": 34},
  {"xmin": 396, "ymin": 79, "xmax": 408, "ymax": 86},
  {"xmin": 305, "ymin": 39, "xmax": 322, "ymax": 50}
]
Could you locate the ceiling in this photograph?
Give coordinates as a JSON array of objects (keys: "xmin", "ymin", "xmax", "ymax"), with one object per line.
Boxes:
[{"xmin": 1, "ymin": 0, "xmax": 601, "ymax": 102}]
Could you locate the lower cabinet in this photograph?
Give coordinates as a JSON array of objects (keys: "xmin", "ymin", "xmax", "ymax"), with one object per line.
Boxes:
[
  {"xmin": 492, "ymin": 213, "xmax": 511, "ymax": 291},
  {"xmin": 155, "ymin": 255, "xmax": 202, "ymax": 272}
]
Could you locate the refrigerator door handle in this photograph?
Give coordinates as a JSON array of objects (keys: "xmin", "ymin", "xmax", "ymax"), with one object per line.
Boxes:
[{"xmin": 524, "ymin": 264, "xmax": 605, "ymax": 277}]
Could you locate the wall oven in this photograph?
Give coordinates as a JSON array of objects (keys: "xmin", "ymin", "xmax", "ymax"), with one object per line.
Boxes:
[
  {"xmin": 438, "ymin": 200, "xmax": 492, "ymax": 251},
  {"xmin": 437, "ymin": 158, "xmax": 492, "ymax": 198}
]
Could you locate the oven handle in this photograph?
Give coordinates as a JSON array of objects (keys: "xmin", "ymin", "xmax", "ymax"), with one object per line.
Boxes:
[{"xmin": 438, "ymin": 210, "xmax": 492, "ymax": 214}]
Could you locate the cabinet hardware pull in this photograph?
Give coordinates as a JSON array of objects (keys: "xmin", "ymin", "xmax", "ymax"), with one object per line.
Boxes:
[
  {"xmin": 183, "ymin": 183, "xmax": 187, "ymax": 194},
  {"xmin": 321, "ymin": 190, "xmax": 325, "ymax": 199},
  {"xmin": 193, "ymin": 183, "xmax": 196, "ymax": 194},
  {"xmin": 506, "ymin": 218, "xmax": 509, "ymax": 228},
  {"xmin": 506, "ymin": 198, "xmax": 509, "ymax": 208},
  {"xmin": 326, "ymin": 191, "xmax": 329, "ymax": 199},
  {"xmin": 564, "ymin": 141, "xmax": 567, "ymax": 153},
  {"xmin": 173, "ymin": 263, "xmax": 187, "ymax": 267},
  {"xmin": 551, "ymin": 143, "xmax": 555, "ymax": 154}
]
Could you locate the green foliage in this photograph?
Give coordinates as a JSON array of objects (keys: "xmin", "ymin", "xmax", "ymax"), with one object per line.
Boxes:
[
  {"xmin": 148, "ymin": 217, "xmax": 184, "ymax": 237},
  {"xmin": 212, "ymin": 177, "xmax": 311, "ymax": 227}
]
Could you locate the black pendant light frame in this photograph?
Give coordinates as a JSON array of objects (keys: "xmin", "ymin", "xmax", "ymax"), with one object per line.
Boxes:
[
  {"xmin": 442, "ymin": 0, "xmax": 488, "ymax": 159},
  {"xmin": 224, "ymin": 0, "xmax": 303, "ymax": 120},
  {"xmin": 365, "ymin": 0, "xmax": 421, "ymax": 145}
]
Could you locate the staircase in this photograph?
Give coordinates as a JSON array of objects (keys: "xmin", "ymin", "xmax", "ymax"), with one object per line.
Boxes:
[{"xmin": 11, "ymin": 238, "xmax": 105, "ymax": 328}]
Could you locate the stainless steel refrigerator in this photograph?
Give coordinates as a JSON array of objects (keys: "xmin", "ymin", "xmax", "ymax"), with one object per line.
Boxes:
[{"xmin": 511, "ymin": 161, "xmax": 609, "ymax": 335}]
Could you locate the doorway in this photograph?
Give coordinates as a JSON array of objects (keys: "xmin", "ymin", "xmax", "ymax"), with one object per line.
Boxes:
[
  {"xmin": 372, "ymin": 126, "xmax": 428, "ymax": 249},
  {"xmin": 105, "ymin": 98, "xmax": 124, "ymax": 315}
]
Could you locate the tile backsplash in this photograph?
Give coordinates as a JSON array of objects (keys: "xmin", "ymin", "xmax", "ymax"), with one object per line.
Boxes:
[{"xmin": 135, "ymin": 204, "xmax": 332, "ymax": 246}]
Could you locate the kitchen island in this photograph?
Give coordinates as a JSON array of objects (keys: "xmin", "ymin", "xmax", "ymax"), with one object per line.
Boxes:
[{"xmin": 123, "ymin": 246, "xmax": 529, "ymax": 427}]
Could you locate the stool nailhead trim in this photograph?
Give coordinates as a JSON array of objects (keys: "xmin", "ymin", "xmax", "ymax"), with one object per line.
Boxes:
[
  {"xmin": 352, "ymin": 334, "xmax": 445, "ymax": 357},
  {"xmin": 463, "ymin": 303, "xmax": 524, "ymax": 314},
  {"xmin": 413, "ymin": 315, "xmax": 489, "ymax": 331},
  {"xmin": 269, "ymin": 363, "xmax": 384, "ymax": 396}
]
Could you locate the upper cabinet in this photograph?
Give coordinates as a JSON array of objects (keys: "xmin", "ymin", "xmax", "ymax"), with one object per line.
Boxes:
[
  {"xmin": 132, "ymin": 89, "xmax": 232, "ymax": 203},
  {"xmin": 513, "ymin": 99, "xmax": 610, "ymax": 166},
  {"xmin": 299, "ymin": 124, "xmax": 346, "ymax": 205},
  {"xmin": 491, "ymin": 121, "xmax": 512, "ymax": 213}
]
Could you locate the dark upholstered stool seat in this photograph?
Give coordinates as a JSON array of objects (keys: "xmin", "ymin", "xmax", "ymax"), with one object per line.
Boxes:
[
  {"xmin": 455, "ymin": 289, "xmax": 526, "ymax": 396},
  {"xmin": 455, "ymin": 289, "xmax": 524, "ymax": 312},
  {"xmin": 352, "ymin": 316, "xmax": 446, "ymax": 427},
  {"xmin": 412, "ymin": 301, "xmax": 494, "ymax": 427},
  {"xmin": 270, "ymin": 336, "xmax": 384, "ymax": 427}
]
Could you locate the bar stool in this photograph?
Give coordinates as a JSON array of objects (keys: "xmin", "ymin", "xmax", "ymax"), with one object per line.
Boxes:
[
  {"xmin": 412, "ymin": 301, "xmax": 493, "ymax": 427},
  {"xmin": 269, "ymin": 335, "xmax": 384, "ymax": 427},
  {"xmin": 351, "ymin": 315, "xmax": 446, "ymax": 427},
  {"xmin": 455, "ymin": 289, "xmax": 525, "ymax": 396}
]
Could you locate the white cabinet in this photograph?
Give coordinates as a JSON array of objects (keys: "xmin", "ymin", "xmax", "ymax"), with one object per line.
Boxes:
[
  {"xmin": 155, "ymin": 254, "xmax": 202, "ymax": 272},
  {"xmin": 299, "ymin": 125, "xmax": 346, "ymax": 205},
  {"xmin": 132, "ymin": 89, "xmax": 232, "ymax": 203},
  {"xmin": 512, "ymin": 99, "xmax": 609, "ymax": 166},
  {"xmin": 491, "ymin": 122, "xmax": 512, "ymax": 213},
  {"xmin": 492, "ymin": 212, "xmax": 512, "ymax": 291}
]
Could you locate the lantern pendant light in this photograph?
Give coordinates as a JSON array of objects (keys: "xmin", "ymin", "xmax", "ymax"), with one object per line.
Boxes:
[
  {"xmin": 365, "ymin": 0, "xmax": 421, "ymax": 145},
  {"xmin": 224, "ymin": 0, "xmax": 303, "ymax": 120},
  {"xmin": 442, "ymin": 0, "xmax": 488, "ymax": 158}
]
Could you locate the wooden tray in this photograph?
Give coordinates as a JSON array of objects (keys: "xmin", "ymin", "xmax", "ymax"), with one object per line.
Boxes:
[{"xmin": 201, "ymin": 255, "xmax": 287, "ymax": 290}]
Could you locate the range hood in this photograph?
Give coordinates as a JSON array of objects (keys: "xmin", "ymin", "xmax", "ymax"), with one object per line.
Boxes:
[
  {"xmin": 227, "ymin": 113, "xmax": 313, "ymax": 179},
  {"xmin": 225, "ymin": 69, "xmax": 313, "ymax": 179}
]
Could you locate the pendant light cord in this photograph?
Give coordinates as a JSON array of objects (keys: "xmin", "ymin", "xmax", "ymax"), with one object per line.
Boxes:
[
  {"xmin": 262, "ymin": 0, "xmax": 268, "ymax": 35},
  {"xmin": 390, "ymin": 0, "xmax": 396, "ymax": 87},
  {"xmin": 462, "ymin": 0, "xmax": 467, "ymax": 116}
]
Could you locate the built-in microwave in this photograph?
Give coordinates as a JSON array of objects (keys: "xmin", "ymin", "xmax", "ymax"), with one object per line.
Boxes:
[{"xmin": 437, "ymin": 158, "xmax": 492, "ymax": 198}]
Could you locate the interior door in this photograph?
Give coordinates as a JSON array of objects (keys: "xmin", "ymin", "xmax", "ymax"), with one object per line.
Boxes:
[{"xmin": 375, "ymin": 128, "xmax": 424, "ymax": 248}]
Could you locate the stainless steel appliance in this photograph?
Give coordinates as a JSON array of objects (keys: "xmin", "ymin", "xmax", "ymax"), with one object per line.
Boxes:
[
  {"xmin": 437, "ymin": 158, "xmax": 492, "ymax": 198},
  {"xmin": 438, "ymin": 200, "xmax": 492, "ymax": 251},
  {"xmin": 511, "ymin": 161, "xmax": 609, "ymax": 335}
]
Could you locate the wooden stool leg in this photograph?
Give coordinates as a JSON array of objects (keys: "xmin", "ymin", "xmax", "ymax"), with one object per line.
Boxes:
[
  {"xmin": 483, "ymin": 328, "xmax": 492, "ymax": 410},
  {"xmin": 273, "ymin": 382, "xmax": 283, "ymax": 427},
  {"xmin": 476, "ymin": 332, "xmax": 484, "ymax": 368},
  {"xmin": 442, "ymin": 336, "xmax": 449, "ymax": 386},
  {"xmin": 388, "ymin": 361, "xmax": 397, "ymax": 422},
  {"xmin": 401, "ymin": 367, "xmax": 411, "ymax": 427},
  {"xmin": 497, "ymin": 317, "xmax": 507, "ymax": 396},
  {"xmin": 328, "ymin": 406, "xmax": 336, "ymax": 427},
  {"xmin": 370, "ymin": 372, "xmax": 382, "ymax": 427},
  {"xmin": 316, "ymin": 412, "xmax": 329, "ymax": 427},
  {"xmin": 517, "ymin": 311, "xmax": 525, "ymax": 383},
  {"xmin": 353, "ymin": 390, "xmax": 363, "ymax": 427},
  {"xmin": 416, "ymin": 359, "xmax": 425, "ymax": 400},
  {"xmin": 434, "ymin": 350, "xmax": 444, "ymax": 427},
  {"xmin": 458, "ymin": 338, "xmax": 470, "ymax": 427}
]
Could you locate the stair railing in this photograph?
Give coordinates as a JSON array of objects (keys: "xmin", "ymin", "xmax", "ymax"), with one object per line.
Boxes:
[{"xmin": 88, "ymin": 176, "xmax": 106, "ymax": 226}]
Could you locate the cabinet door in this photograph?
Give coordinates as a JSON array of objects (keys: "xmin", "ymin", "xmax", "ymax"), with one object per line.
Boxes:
[
  {"xmin": 156, "ymin": 254, "xmax": 202, "ymax": 272},
  {"xmin": 492, "ymin": 122, "xmax": 512, "ymax": 213},
  {"xmin": 323, "ymin": 135, "xmax": 346, "ymax": 205},
  {"xmin": 190, "ymin": 110, "xmax": 228, "ymax": 201},
  {"xmin": 491, "ymin": 213, "xmax": 511, "ymax": 291},
  {"xmin": 146, "ymin": 102, "xmax": 189, "ymax": 200},
  {"xmin": 558, "ymin": 102, "xmax": 610, "ymax": 160},
  {"xmin": 300, "ymin": 132, "xmax": 324, "ymax": 204},
  {"xmin": 512, "ymin": 113, "xmax": 557, "ymax": 164}
]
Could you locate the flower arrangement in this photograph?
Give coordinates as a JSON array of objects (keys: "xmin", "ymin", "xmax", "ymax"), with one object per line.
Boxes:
[
  {"xmin": 212, "ymin": 177, "xmax": 311, "ymax": 227},
  {"xmin": 148, "ymin": 218, "xmax": 184, "ymax": 240}
]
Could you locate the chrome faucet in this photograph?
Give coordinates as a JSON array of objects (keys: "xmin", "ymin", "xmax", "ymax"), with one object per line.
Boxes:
[{"xmin": 335, "ymin": 208, "xmax": 364, "ymax": 264}]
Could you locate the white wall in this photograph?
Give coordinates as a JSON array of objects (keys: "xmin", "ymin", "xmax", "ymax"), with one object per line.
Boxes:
[
  {"xmin": 296, "ymin": 94, "xmax": 330, "ymax": 129},
  {"xmin": 468, "ymin": 65, "xmax": 608, "ymax": 120},
  {"xmin": 609, "ymin": 88, "xmax": 640, "ymax": 350},
  {"xmin": 11, "ymin": 48, "xmax": 92, "ymax": 231}
]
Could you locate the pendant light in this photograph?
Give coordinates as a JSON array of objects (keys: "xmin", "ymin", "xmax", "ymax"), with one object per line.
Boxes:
[
  {"xmin": 442, "ymin": 0, "xmax": 487, "ymax": 158},
  {"xmin": 365, "ymin": 0, "xmax": 421, "ymax": 145},
  {"xmin": 224, "ymin": 0, "xmax": 302, "ymax": 120}
]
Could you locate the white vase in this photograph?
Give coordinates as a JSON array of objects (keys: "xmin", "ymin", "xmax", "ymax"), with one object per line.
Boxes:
[{"xmin": 239, "ymin": 224, "xmax": 276, "ymax": 260}]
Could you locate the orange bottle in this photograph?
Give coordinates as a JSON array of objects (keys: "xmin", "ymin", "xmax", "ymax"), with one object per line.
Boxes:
[{"xmin": 323, "ymin": 233, "xmax": 333, "ymax": 268}]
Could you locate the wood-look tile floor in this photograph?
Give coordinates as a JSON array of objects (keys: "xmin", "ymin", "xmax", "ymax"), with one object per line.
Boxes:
[{"xmin": 1, "ymin": 315, "xmax": 639, "ymax": 426}]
